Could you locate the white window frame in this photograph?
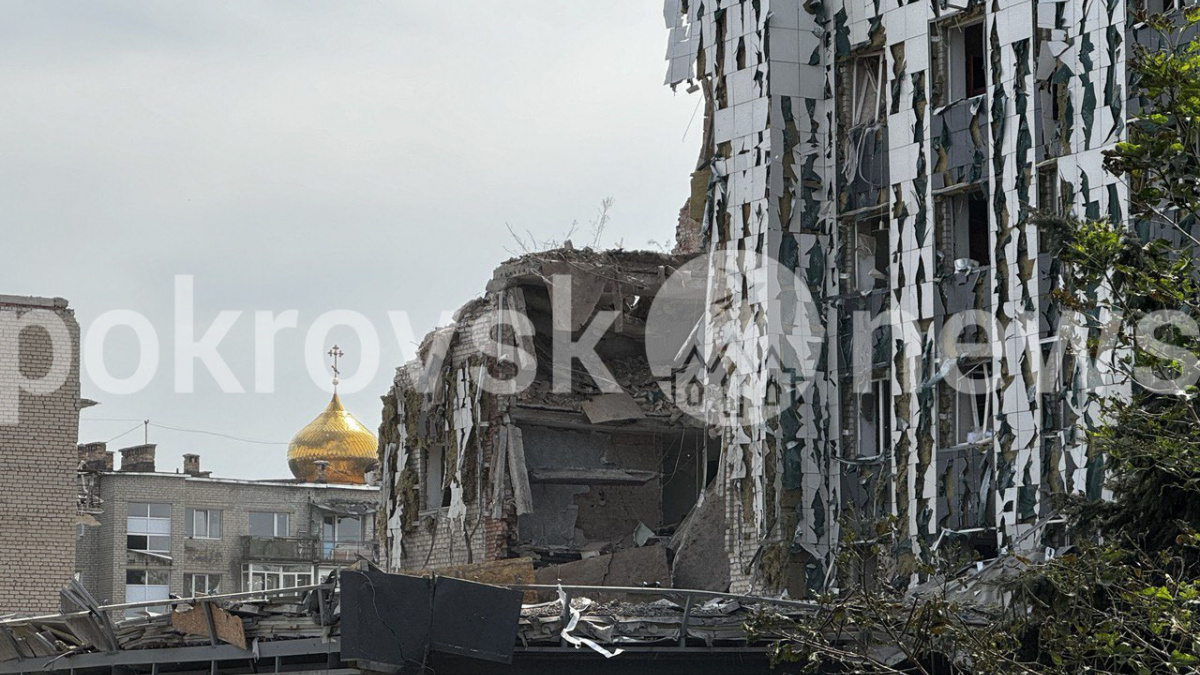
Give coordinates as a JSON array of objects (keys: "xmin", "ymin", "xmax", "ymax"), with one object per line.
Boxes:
[
  {"xmin": 948, "ymin": 363, "xmax": 993, "ymax": 447},
  {"xmin": 127, "ymin": 502, "xmax": 171, "ymax": 553},
  {"xmin": 322, "ymin": 515, "xmax": 363, "ymax": 543},
  {"xmin": 125, "ymin": 568, "xmax": 170, "ymax": 617},
  {"xmin": 242, "ymin": 563, "xmax": 313, "ymax": 593},
  {"xmin": 248, "ymin": 511, "xmax": 290, "ymax": 537},
  {"xmin": 184, "ymin": 572, "xmax": 221, "ymax": 596},
  {"xmin": 185, "ymin": 508, "xmax": 222, "ymax": 539}
]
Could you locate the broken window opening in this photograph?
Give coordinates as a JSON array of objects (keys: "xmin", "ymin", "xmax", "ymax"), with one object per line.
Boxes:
[
  {"xmin": 848, "ymin": 53, "xmax": 886, "ymax": 129},
  {"xmin": 840, "ymin": 216, "xmax": 889, "ymax": 293},
  {"xmin": 424, "ymin": 445, "xmax": 452, "ymax": 511},
  {"xmin": 1145, "ymin": 0, "xmax": 1185, "ymax": 14},
  {"xmin": 838, "ymin": 52, "xmax": 889, "ymax": 211},
  {"xmin": 935, "ymin": 18, "xmax": 987, "ymax": 106},
  {"xmin": 184, "ymin": 572, "xmax": 221, "ymax": 597},
  {"xmin": 243, "ymin": 563, "xmax": 312, "ymax": 593},
  {"xmin": 939, "ymin": 362, "xmax": 994, "ymax": 448},
  {"xmin": 127, "ymin": 502, "xmax": 171, "ymax": 553},
  {"xmin": 963, "ymin": 23, "xmax": 986, "ymax": 98},
  {"xmin": 125, "ymin": 568, "xmax": 170, "ymax": 617},
  {"xmin": 1037, "ymin": 164, "xmax": 1061, "ymax": 214},
  {"xmin": 938, "ymin": 191, "xmax": 991, "ymax": 271},
  {"xmin": 854, "ymin": 378, "xmax": 891, "ymax": 459}
]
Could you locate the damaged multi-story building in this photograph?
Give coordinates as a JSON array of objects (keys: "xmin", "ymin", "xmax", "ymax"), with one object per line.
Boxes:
[
  {"xmin": 381, "ymin": 0, "xmax": 1158, "ymax": 598},
  {"xmin": 659, "ymin": 0, "xmax": 1146, "ymax": 595},
  {"xmin": 378, "ymin": 250, "xmax": 730, "ymax": 590}
]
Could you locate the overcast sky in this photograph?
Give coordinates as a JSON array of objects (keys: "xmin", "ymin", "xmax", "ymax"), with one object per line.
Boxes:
[{"xmin": 1, "ymin": 1, "xmax": 700, "ymax": 479}]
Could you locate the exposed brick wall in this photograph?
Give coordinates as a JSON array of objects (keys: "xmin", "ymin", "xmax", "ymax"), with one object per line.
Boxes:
[
  {"xmin": 395, "ymin": 503, "xmax": 497, "ymax": 570},
  {"xmin": 674, "ymin": 199, "xmax": 704, "ymax": 255},
  {"xmin": 0, "ymin": 297, "xmax": 80, "ymax": 614}
]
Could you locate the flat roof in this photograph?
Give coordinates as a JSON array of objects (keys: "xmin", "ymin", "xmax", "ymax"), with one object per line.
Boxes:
[
  {"xmin": 93, "ymin": 471, "xmax": 379, "ymax": 491},
  {"xmin": 0, "ymin": 294, "xmax": 69, "ymax": 309}
]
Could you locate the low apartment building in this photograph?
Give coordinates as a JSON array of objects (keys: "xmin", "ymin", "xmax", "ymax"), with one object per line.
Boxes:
[{"xmin": 76, "ymin": 443, "xmax": 377, "ymax": 609}]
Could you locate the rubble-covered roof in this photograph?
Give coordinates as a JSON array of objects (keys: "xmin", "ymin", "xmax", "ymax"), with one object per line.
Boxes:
[{"xmin": 0, "ymin": 576, "xmax": 818, "ymax": 673}]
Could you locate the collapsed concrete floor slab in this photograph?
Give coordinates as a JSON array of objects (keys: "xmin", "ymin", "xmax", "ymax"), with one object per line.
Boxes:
[{"xmin": 377, "ymin": 248, "xmax": 729, "ymax": 591}]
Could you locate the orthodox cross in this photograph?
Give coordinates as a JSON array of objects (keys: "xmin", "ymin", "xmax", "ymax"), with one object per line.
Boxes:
[{"xmin": 328, "ymin": 345, "xmax": 344, "ymax": 390}]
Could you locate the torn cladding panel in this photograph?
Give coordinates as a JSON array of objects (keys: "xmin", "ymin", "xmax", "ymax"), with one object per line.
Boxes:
[
  {"xmin": 378, "ymin": 249, "xmax": 723, "ymax": 590},
  {"xmin": 664, "ymin": 0, "xmax": 1135, "ymax": 594}
]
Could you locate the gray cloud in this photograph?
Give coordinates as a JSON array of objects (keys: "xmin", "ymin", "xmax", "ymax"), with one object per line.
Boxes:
[{"xmin": 1, "ymin": 0, "xmax": 700, "ymax": 478}]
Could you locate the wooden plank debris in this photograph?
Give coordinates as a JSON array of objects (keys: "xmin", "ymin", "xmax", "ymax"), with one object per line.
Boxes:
[{"xmin": 170, "ymin": 604, "xmax": 247, "ymax": 650}]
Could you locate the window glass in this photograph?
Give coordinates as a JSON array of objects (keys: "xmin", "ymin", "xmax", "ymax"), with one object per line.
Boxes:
[
  {"xmin": 337, "ymin": 516, "xmax": 362, "ymax": 542},
  {"xmin": 127, "ymin": 503, "xmax": 171, "ymax": 552},
  {"xmin": 249, "ymin": 511, "xmax": 289, "ymax": 537},
  {"xmin": 185, "ymin": 508, "xmax": 222, "ymax": 539},
  {"xmin": 125, "ymin": 568, "xmax": 170, "ymax": 617}
]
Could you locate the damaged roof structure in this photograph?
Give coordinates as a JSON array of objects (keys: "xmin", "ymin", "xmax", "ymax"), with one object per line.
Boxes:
[
  {"xmin": 661, "ymin": 0, "xmax": 1145, "ymax": 596},
  {"xmin": 377, "ymin": 248, "xmax": 733, "ymax": 592},
  {"xmin": 0, "ymin": 569, "xmax": 863, "ymax": 674}
]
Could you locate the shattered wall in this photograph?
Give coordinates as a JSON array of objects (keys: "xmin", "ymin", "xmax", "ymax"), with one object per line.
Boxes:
[
  {"xmin": 379, "ymin": 250, "xmax": 715, "ymax": 588},
  {"xmin": 665, "ymin": 0, "xmax": 1132, "ymax": 593}
]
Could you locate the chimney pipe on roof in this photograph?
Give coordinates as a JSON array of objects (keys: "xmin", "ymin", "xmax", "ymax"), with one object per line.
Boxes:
[
  {"xmin": 77, "ymin": 442, "xmax": 108, "ymax": 471},
  {"xmin": 119, "ymin": 444, "xmax": 156, "ymax": 473},
  {"xmin": 182, "ymin": 453, "xmax": 200, "ymax": 476}
]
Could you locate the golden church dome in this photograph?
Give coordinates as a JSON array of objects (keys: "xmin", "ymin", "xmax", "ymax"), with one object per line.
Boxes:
[{"xmin": 287, "ymin": 392, "xmax": 377, "ymax": 484}]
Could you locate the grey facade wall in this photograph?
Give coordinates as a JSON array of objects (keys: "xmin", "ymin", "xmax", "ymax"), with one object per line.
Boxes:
[
  {"xmin": 0, "ymin": 296, "xmax": 80, "ymax": 614},
  {"xmin": 74, "ymin": 471, "xmax": 378, "ymax": 604}
]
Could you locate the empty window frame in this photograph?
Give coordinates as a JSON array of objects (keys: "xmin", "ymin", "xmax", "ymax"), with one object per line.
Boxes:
[
  {"xmin": 127, "ymin": 502, "xmax": 171, "ymax": 553},
  {"xmin": 321, "ymin": 515, "xmax": 363, "ymax": 544},
  {"xmin": 185, "ymin": 508, "xmax": 222, "ymax": 539},
  {"xmin": 125, "ymin": 568, "xmax": 170, "ymax": 617},
  {"xmin": 853, "ymin": 378, "xmax": 891, "ymax": 459},
  {"xmin": 937, "ymin": 20, "xmax": 987, "ymax": 104},
  {"xmin": 963, "ymin": 23, "xmax": 986, "ymax": 97},
  {"xmin": 1037, "ymin": 164, "xmax": 1060, "ymax": 213},
  {"xmin": 847, "ymin": 53, "xmax": 886, "ymax": 128},
  {"xmin": 243, "ymin": 563, "xmax": 312, "ymax": 593},
  {"xmin": 940, "ymin": 363, "xmax": 993, "ymax": 448},
  {"xmin": 941, "ymin": 191, "xmax": 991, "ymax": 268},
  {"xmin": 248, "ymin": 511, "xmax": 290, "ymax": 538},
  {"xmin": 1145, "ymin": 0, "xmax": 1185, "ymax": 13},
  {"xmin": 841, "ymin": 217, "xmax": 890, "ymax": 292},
  {"xmin": 424, "ymin": 444, "xmax": 452, "ymax": 510}
]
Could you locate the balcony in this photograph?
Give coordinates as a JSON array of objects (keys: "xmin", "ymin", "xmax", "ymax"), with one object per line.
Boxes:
[{"xmin": 241, "ymin": 536, "xmax": 376, "ymax": 563}]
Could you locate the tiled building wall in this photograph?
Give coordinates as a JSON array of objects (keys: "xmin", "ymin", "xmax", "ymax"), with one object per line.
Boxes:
[
  {"xmin": 666, "ymin": 0, "xmax": 1132, "ymax": 592},
  {"xmin": 665, "ymin": 0, "xmax": 839, "ymax": 595},
  {"xmin": 0, "ymin": 297, "xmax": 80, "ymax": 614}
]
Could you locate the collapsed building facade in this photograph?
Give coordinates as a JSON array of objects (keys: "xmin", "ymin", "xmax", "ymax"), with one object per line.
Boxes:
[
  {"xmin": 378, "ymin": 250, "xmax": 727, "ymax": 590},
  {"xmin": 380, "ymin": 0, "xmax": 1160, "ymax": 597}
]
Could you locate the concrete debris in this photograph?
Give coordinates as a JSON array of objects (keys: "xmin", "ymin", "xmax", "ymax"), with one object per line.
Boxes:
[
  {"xmin": 669, "ymin": 489, "xmax": 729, "ymax": 592},
  {"xmin": 581, "ymin": 392, "xmax": 647, "ymax": 424},
  {"xmin": 379, "ymin": 248, "xmax": 721, "ymax": 593},
  {"xmin": 534, "ymin": 544, "xmax": 672, "ymax": 593}
]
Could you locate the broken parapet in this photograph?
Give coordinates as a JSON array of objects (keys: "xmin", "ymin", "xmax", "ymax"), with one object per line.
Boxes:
[{"xmin": 378, "ymin": 247, "xmax": 725, "ymax": 591}]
